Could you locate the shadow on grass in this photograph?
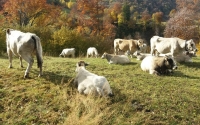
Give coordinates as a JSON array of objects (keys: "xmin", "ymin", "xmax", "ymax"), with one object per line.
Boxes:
[
  {"xmin": 43, "ymin": 71, "xmax": 73, "ymax": 85},
  {"xmin": 109, "ymin": 87, "xmax": 128, "ymax": 104},
  {"xmin": 30, "ymin": 68, "xmax": 74, "ymax": 85},
  {"xmin": 179, "ymin": 62, "xmax": 200, "ymax": 68},
  {"xmin": 107, "ymin": 62, "xmax": 137, "ymax": 66},
  {"xmin": 172, "ymin": 70, "xmax": 200, "ymax": 79}
]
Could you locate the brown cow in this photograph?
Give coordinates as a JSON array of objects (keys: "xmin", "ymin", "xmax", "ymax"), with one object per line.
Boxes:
[{"xmin": 114, "ymin": 39, "xmax": 144, "ymax": 57}]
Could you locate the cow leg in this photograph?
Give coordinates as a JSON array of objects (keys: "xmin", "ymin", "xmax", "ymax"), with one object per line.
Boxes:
[
  {"xmin": 21, "ymin": 54, "xmax": 34, "ymax": 78},
  {"xmin": 114, "ymin": 48, "xmax": 118, "ymax": 55},
  {"xmin": 96, "ymin": 87, "xmax": 104, "ymax": 96},
  {"xmin": 7, "ymin": 48, "xmax": 13, "ymax": 68},
  {"xmin": 78, "ymin": 85, "xmax": 86, "ymax": 94},
  {"xmin": 7, "ymin": 49, "xmax": 13, "ymax": 68},
  {"xmin": 19, "ymin": 57, "xmax": 24, "ymax": 68},
  {"xmin": 150, "ymin": 48, "xmax": 154, "ymax": 55},
  {"xmin": 38, "ymin": 64, "xmax": 43, "ymax": 77},
  {"xmin": 149, "ymin": 69, "xmax": 160, "ymax": 75}
]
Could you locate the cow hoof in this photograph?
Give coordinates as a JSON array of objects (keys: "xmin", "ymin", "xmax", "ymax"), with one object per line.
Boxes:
[
  {"xmin": 38, "ymin": 74, "xmax": 43, "ymax": 77},
  {"xmin": 24, "ymin": 73, "xmax": 30, "ymax": 79}
]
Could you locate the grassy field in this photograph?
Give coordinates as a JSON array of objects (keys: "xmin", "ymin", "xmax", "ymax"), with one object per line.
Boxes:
[{"xmin": 1, "ymin": 54, "xmax": 200, "ymax": 125}]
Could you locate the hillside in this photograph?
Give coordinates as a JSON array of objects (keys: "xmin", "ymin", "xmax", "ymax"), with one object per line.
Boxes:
[
  {"xmin": 109, "ymin": 0, "xmax": 176, "ymax": 19},
  {"xmin": 1, "ymin": 55, "xmax": 200, "ymax": 124}
]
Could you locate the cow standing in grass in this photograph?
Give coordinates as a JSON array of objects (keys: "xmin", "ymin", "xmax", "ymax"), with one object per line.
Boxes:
[
  {"xmin": 150, "ymin": 36, "xmax": 198, "ymax": 57},
  {"xmin": 6, "ymin": 29, "xmax": 43, "ymax": 78},
  {"xmin": 114, "ymin": 39, "xmax": 144, "ymax": 57},
  {"xmin": 59, "ymin": 48, "xmax": 75, "ymax": 58},
  {"xmin": 87, "ymin": 47, "xmax": 99, "ymax": 58}
]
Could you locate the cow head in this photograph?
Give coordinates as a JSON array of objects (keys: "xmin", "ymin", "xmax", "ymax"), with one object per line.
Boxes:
[
  {"xmin": 137, "ymin": 39, "xmax": 145, "ymax": 50},
  {"xmin": 77, "ymin": 60, "xmax": 88, "ymax": 67},
  {"xmin": 185, "ymin": 39, "xmax": 198, "ymax": 52},
  {"xmin": 164, "ymin": 56, "xmax": 178, "ymax": 71},
  {"xmin": 75, "ymin": 61, "xmax": 89, "ymax": 72},
  {"xmin": 101, "ymin": 52, "xmax": 107, "ymax": 59},
  {"xmin": 184, "ymin": 51, "xmax": 196, "ymax": 57}
]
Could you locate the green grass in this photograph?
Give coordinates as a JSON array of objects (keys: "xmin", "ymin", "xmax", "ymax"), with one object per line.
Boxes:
[{"xmin": 1, "ymin": 55, "xmax": 200, "ymax": 125}]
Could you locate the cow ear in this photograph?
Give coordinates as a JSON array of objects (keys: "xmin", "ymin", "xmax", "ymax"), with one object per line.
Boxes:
[
  {"xmin": 185, "ymin": 51, "xmax": 189, "ymax": 55},
  {"xmin": 6, "ymin": 29, "xmax": 11, "ymax": 35},
  {"xmin": 164, "ymin": 55, "xmax": 169, "ymax": 61},
  {"xmin": 85, "ymin": 63, "xmax": 89, "ymax": 66}
]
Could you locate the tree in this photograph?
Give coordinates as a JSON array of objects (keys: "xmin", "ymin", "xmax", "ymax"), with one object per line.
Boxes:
[
  {"xmin": 0, "ymin": 0, "xmax": 61, "ymax": 27},
  {"xmin": 122, "ymin": 2, "xmax": 130, "ymax": 22},
  {"xmin": 164, "ymin": 8, "xmax": 197, "ymax": 40},
  {"xmin": 75, "ymin": 0, "xmax": 105, "ymax": 35},
  {"xmin": 141, "ymin": 9, "xmax": 151, "ymax": 30},
  {"xmin": 152, "ymin": 12, "xmax": 163, "ymax": 35},
  {"xmin": 164, "ymin": 0, "xmax": 200, "ymax": 41}
]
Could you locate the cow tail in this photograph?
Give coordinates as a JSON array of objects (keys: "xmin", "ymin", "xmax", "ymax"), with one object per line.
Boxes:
[{"xmin": 32, "ymin": 35, "xmax": 43, "ymax": 68}]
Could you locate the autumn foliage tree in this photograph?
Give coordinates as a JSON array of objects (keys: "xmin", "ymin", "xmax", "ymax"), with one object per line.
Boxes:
[
  {"xmin": 0, "ymin": 0, "xmax": 62, "ymax": 27},
  {"xmin": 74, "ymin": 0, "xmax": 105, "ymax": 35},
  {"xmin": 164, "ymin": 0, "xmax": 200, "ymax": 41}
]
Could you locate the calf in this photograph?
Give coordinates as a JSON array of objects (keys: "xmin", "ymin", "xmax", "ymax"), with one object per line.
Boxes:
[
  {"xmin": 74, "ymin": 61, "xmax": 113, "ymax": 96},
  {"xmin": 133, "ymin": 51, "xmax": 166, "ymax": 60},
  {"xmin": 174, "ymin": 51, "xmax": 195, "ymax": 63},
  {"xmin": 87, "ymin": 47, "xmax": 99, "ymax": 58},
  {"xmin": 133, "ymin": 51, "xmax": 151, "ymax": 60},
  {"xmin": 141, "ymin": 56, "xmax": 177, "ymax": 75},
  {"xmin": 101, "ymin": 52, "xmax": 130, "ymax": 64},
  {"xmin": 153, "ymin": 49, "xmax": 195, "ymax": 63},
  {"xmin": 59, "ymin": 48, "xmax": 75, "ymax": 58}
]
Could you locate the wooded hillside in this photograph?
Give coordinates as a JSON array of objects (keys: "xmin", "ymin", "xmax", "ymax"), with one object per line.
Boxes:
[{"xmin": 0, "ymin": 0, "xmax": 199, "ymax": 56}]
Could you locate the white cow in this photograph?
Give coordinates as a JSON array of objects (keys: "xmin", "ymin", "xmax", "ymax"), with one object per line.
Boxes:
[
  {"xmin": 150, "ymin": 36, "xmax": 198, "ymax": 57},
  {"xmin": 6, "ymin": 29, "xmax": 43, "ymax": 78},
  {"xmin": 141, "ymin": 56, "xmax": 177, "ymax": 75},
  {"xmin": 101, "ymin": 52, "xmax": 130, "ymax": 64},
  {"xmin": 74, "ymin": 61, "xmax": 113, "ymax": 96},
  {"xmin": 87, "ymin": 47, "xmax": 99, "ymax": 58},
  {"xmin": 59, "ymin": 48, "xmax": 75, "ymax": 58}
]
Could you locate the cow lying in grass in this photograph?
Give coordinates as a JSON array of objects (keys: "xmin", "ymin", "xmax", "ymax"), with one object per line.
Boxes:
[
  {"xmin": 141, "ymin": 56, "xmax": 177, "ymax": 75},
  {"xmin": 133, "ymin": 51, "xmax": 165, "ymax": 60},
  {"xmin": 174, "ymin": 51, "xmax": 195, "ymax": 63},
  {"xmin": 152, "ymin": 49, "xmax": 196, "ymax": 63},
  {"xmin": 101, "ymin": 52, "xmax": 130, "ymax": 64},
  {"xmin": 74, "ymin": 61, "xmax": 113, "ymax": 97}
]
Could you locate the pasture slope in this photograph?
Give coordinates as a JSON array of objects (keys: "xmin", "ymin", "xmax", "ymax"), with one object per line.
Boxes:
[{"xmin": 0, "ymin": 55, "xmax": 200, "ymax": 125}]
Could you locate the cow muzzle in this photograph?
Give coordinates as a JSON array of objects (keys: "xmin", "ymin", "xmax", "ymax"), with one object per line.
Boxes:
[
  {"xmin": 173, "ymin": 66, "xmax": 178, "ymax": 70},
  {"xmin": 108, "ymin": 93, "xmax": 114, "ymax": 97}
]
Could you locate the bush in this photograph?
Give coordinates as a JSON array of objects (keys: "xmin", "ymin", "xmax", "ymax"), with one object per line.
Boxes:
[{"xmin": 0, "ymin": 29, "xmax": 6, "ymax": 55}]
